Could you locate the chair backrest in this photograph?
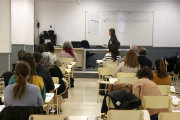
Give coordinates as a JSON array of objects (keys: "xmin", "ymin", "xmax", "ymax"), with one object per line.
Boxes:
[
  {"xmin": 117, "ymin": 77, "xmax": 138, "ymax": 84},
  {"xmin": 142, "ymin": 96, "xmax": 172, "ymax": 112},
  {"xmin": 60, "ymin": 58, "xmax": 74, "ymax": 66},
  {"xmin": 103, "ymin": 61, "xmax": 118, "ymax": 67},
  {"xmin": 107, "ymin": 110, "xmax": 144, "ymax": 120},
  {"xmin": 106, "ymin": 96, "xmax": 115, "ymax": 108},
  {"xmin": 29, "ymin": 115, "xmax": 69, "ymax": 120},
  {"xmin": 98, "ymin": 68, "xmax": 115, "ymax": 78},
  {"xmin": 59, "ymin": 67, "xmax": 66, "ymax": 75},
  {"xmin": 117, "ymin": 72, "xmax": 136, "ymax": 78},
  {"xmin": 52, "ymin": 77, "xmax": 59, "ymax": 84},
  {"xmin": 158, "ymin": 112, "xmax": 180, "ymax": 120},
  {"xmin": 157, "ymin": 85, "xmax": 170, "ymax": 96},
  {"xmin": 81, "ymin": 40, "xmax": 90, "ymax": 49}
]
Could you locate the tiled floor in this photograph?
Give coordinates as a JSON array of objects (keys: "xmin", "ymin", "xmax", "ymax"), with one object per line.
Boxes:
[
  {"xmin": 60, "ymin": 78, "xmax": 180, "ymax": 120},
  {"xmin": 61, "ymin": 78, "xmax": 103, "ymax": 120}
]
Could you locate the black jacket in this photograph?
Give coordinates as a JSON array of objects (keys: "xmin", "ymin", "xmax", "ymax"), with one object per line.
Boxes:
[
  {"xmin": 108, "ymin": 36, "xmax": 120, "ymax": 50},
  {"xmin": 36, "ymin": 63, "xmax": 54, "ymax": 92},
  {"xmin": 2, "ymin": 71, "xmax": 14, "ymax": 87},
  {"xmin": 138, "ymin": 56, "xmax": 152, "ymax": 69},
  {"xmin": 0, "ymin": 106, "xmax": 43, "ymax": 120},
  {"xmin": 101, "ymin": 89, "xmax": 141, "ymax": 113},
  {"xmin": 49, "ymin": 65, "xmax": 66, "ymax": 94},
  {"xmin": 174, "ymin": 60, "xmax": 180, "ymax": 75}
]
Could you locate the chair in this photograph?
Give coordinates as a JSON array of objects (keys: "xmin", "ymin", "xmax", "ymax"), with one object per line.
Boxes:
[
  {"xmin": 29, "ymin": 115, "xmax": 69, "ymax": 120},
  {"xmin": 81, "ymin": 40, "xmax": 95, "ymax": 69},
  {"xmin": 117, "ymin": 77, "xmax": 138, "ymax": 84},
  {"xmin": 106, "ymin": 63, "xmax": 118, "ymax": 69},
  {"xmin": 107, "ymin": 110, "xmax": 144, "ymax": 120},
  {"xmin": 142, "ymin": 96, "xmax": 172, "ymax": 112},
  {"xmin": 97, "ymin": 68, "xmax": 115, "ymax": 103},
  {"xmin": 52, "ymin": 77, "xmax": 59, "ymax": 84},
  {"xmin": 158, "ymin": 112, "xmax": 180, "ymax": 120},
  {"xmin": 157, "ymin": 85, "xmax": 170, "ymax": 96},
  {"xmin": 117, "ymin": 72, "xmax": 136, "ymax": 78},
  {"xmin": 104, "ymin": 61, "xmax": 118, "ymax": 68},
  {"xmin": 59, "ymin": 67, "xmax": 66, "ymax": 75},
  {"xmin": 60, "ymin": 58, "xmax": 74, "ymax": 67}
]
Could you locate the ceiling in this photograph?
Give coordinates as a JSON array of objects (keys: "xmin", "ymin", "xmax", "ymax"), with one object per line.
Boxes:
[{"xmin": 35, "ymin": 0, "xmax": 180, "ymax": 2}]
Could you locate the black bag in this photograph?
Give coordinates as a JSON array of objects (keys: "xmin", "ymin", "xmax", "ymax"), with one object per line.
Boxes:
[
  {"xmin": 2, "ymin": 71, "xmax": 14, "ymax": 87},
  {"xmin": 70, "ymin": 78, "xmax": 74, "ymax": 87}
]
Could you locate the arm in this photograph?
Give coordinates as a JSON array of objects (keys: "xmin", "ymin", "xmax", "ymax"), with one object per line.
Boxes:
[
  {"xmin": 41, "ymin": 85, "xmax": 46, "ymax": 102},
  {"xmin": 73, "ymin": 51, "xmax": 78, "ymax": 62},
  {"xmin": 36, "ymin": 88, "xmax": 44, "ymax": 106},
  {"xmin": 45, "ymin": 70, "xmax": 55, "ymax": 92},
  {"xmin": 112, "ymin": 62, "xmax": 124, "ymax": 78}
]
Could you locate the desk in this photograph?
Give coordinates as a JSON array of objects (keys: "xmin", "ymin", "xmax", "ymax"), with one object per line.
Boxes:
[
  {"xmin": 83, "ymin": 49, "xmax": 129, "ymax": 71},
  {"xmin": 54, "ymin": 48, "xmax": 83, "ymax": 68},
  {"xmin": 69, "ymin": 116, "xmax": 88, "ymax": 120}
]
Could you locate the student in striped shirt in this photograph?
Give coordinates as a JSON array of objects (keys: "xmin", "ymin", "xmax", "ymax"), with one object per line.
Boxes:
[{"xmin": 103, "ymin": 44, "xmax": 121, "ymax": 62}]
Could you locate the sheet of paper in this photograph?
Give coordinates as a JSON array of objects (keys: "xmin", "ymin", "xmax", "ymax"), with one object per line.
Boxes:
[
  {"xmin": 54, "ymin": 84, "xmax": 60, "ymax": 89},
  {"xmin": 96, "ymin": 60, "xmax": 102, "ymax": 63},
  {"xmin": 0, "ymin": 105, "xmax": 5, "ymax": 112},
  {"xmin": 171, "ymin": 86, "xmax": 175, "ymax": 89},
  {"xmin": 45, "ymin": 93, "xmax": 55, "ymax": 103},
  {"xmin": 172, "ymin": 96, "xmax": 180, "ymax": 102}
]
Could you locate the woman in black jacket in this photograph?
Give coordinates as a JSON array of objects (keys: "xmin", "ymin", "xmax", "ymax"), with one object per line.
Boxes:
[
  {"xmin": 107, "ymin": 28, "xmax": 120, "ymax": 50},
  {"xmin": 41, "ymin": 52, "xmax": 66, "ymax": 95}
]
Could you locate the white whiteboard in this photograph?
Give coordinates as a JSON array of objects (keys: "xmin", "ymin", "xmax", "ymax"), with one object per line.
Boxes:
[{"xmin": 85, "ymin": 11, "xmax": 154, "ymax": 46}]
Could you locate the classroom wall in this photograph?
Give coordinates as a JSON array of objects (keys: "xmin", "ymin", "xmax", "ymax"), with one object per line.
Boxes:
[
  {"xmin": 34, "ymin": 1, "xmax": 180, "ymax": 47},
  {"xmin": 0, "ymin": 0, "xmax": 11, "ymax": 75}
]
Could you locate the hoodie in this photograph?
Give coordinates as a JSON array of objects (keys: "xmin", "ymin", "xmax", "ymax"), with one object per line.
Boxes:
[{"xmin": 36, "ymin": 63, "xmax": 54, "ymax": 92}]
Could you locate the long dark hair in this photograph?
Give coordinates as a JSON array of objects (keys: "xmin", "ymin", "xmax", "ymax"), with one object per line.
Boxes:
[
  {"xmin": 13, "ymin": 61, "xmax": 31, "ymax": 100},
  {"xmin": 109, "ymin": 28, "xmax": 116, "ymax": 38},
  {"xmin": 21, "ymin": 53, "xmax": 37, "ymax": 83},
  {"xmin": 155, "ymin": 58, "xmax": 168, "ymax": 78},
  {"xmin": 110, "ymin": 44, "xmax": 120, "ymax": 61},
  {"xmin": 47, "ymin": 42, "xmax": 54, "ymax": 53}
]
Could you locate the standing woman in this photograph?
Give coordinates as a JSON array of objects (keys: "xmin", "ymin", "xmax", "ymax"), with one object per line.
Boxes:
[{"xmin": 107, "ymin": 28, "xmax": 120, "ymax": 50}]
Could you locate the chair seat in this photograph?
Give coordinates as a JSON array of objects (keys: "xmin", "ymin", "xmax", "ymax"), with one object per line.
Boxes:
[{"xmin": 98, "ymin": 80, "xmax": 110, "ymax": 84}]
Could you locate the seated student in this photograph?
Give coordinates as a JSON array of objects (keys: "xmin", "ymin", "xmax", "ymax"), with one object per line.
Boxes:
[
  {"xmin": 138, "ymin": 47, "xmax": 152, "ymax": 68},
  {"xmin": 113, "ymin": 50, "xmax": 140, "ymax": 77},
  {"xmin": 35, "ymin": 44, "xmax": 45, "ymax": 54},
  {"xmin": 60, "ymin": 41, "xmax": 78, "ymax": 62},
  {"xmin": 41, "ymin": 43, "xmax": 49, "ymax": 52},
  {"xmin": 9, "ymin": 53, "xmax": 46, "ymax": 102},
  {"xmin": 119, "ymin": 44, "xmax": 138, "ymax": 63},
  {"xmin": 5, "ymin": 61, "xmax": 43, "ymax": 107},
  {"xmin": 33, "ymin": 52, "xmax": 55, "ymax": 93},
  {"xmin": 174, "ymin": 60, "xmax": 180, "ymax": 76},
  {"xmin": 152, "ymin": 58, "xmax": 171, "ymax": 85},
  {"xmin": 102, "ymin": 44, "xmax": 121, "ymax": 62},
  {"xmin": 41, "ymin": 52, "xmax": 66, "ymax": 95},
  {"xmin": 133, "ymin": 66, "xmax": 168, "ymax": 120},
  {"xmin": 12, "ymin": 50, "xmax": 26, "ymax": 71}
]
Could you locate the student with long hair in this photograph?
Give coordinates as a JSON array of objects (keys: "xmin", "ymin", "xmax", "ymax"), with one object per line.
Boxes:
[
  {"xmin": 12, "ymin": 50, "xmax": 26, "ymax": 71},
  {"xmin": 103, "ymin": 44, "xmax": 121, "ymax": 62},
  {"xmin": 9, "ymin": 53, "xmax": 46, "ymax": 102},
  {"xmin": 113, "ymin": 50, "xmax": 140, "ymax": 77},
  {"xmin": 60, "ymin": 41, "xmax": 78, "ymax": 62},
  {"xmin": 106, "ymin": 28, "xmax": 120, "ymax": 50},
  {"xmin": 5, "ymin": 61, "xmax": 43, "ymax": 106},
  {"xmin": 152, "ymin": 58, "xmax": 171, "ymax": 85}
]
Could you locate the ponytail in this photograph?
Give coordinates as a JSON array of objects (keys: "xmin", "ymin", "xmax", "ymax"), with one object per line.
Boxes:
[
  {"xmin": 155, "ymin": 58, "xmax": 168, "ymax": 78},
  {"xmin": 13, "ymin": 61, "xmax": 31, "ymax": 100},
  {"xmin": 13, "ymin": 74, "xmax": 27, "ymax": 100}
]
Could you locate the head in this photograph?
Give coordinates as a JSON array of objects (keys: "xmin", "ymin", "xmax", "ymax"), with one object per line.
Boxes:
[
  {"xmin": 124, "ymin": 50, "xmax": 140, "ymax": 68},
  {"xmin": 130, "ymin": 44, "xmax": 138, "ymax": 52},
  {"xmin": 21, "ymin": 53, "xmax": 37, "ymax": 82},
  {"xmin": 138, "ymin": 47, "xmax": 147, "ymax": 56},
  {"xmin": 155, "ymin": 58, "xmax": 168, "ymax": 78},
  {"xmin": 47, "ymin": 42, "xmax": 54, "ymax": 53},
  {"xmin": 110, "ymin": 44, "xmax": 120, "ymax": 62},
  {"xmin": 109, "ymin": 28, "xmax": 116, "ymax": 37},
  {"xmin": 136, "ymin": 66, "xmax": 154, "ymax": 80},
  {"xmin": 41, "ymin": 43, "xmax": 49, "ymax": 52},
  {"xmin": 63, "ymin": 41, "xmax": 73, "ymax": 49},
  {"xmin": 17, "ymin": 50, "xmax": 26, "ymax": 60},
  {"xmin": 41, "ymin": 52, "xmax": 54, "ymax": 69},
  {"xmin": 13, "ymin": 61, "xmax": 31, "ymax": 100},
  {"xmin": 35, "ymin": 44, "xmax": 45, "ymax": 54},
  {"xmin": 33, "ymin": 52, "xmax": 41, "ymax": 63}
]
